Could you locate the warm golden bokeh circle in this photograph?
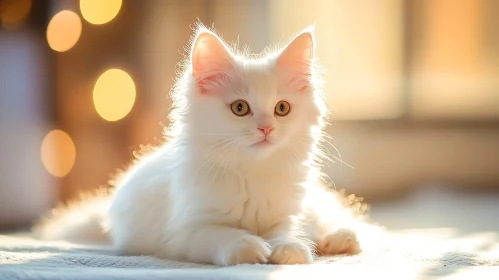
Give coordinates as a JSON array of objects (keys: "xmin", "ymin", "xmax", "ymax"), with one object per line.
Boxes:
[
  {"xmin": 0, "ymin": 0, "xmax": 31, "ymax": 25},
  {"xmin": 93, "ymin": 69, "xmax": 136, "ymax": 122},
  {"xmin": 46, "ymin": 10, "xmax": 82, "ymax": 52},
  {"xmin": 41, "ymin": 130, "xmax": 76, "ymax": 178},
  {"xmin": 80, "ymin": 0, "xmax": 122, "ymax": 25}
]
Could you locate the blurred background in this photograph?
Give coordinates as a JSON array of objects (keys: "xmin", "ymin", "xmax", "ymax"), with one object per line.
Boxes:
[{"xmin": 0, "ymin": 0, "xmax": 498, "ymax": 232}]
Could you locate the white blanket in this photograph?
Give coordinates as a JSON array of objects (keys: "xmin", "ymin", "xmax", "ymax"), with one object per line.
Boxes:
[{"xmin": 1, "ymin": 229, "xmax": 498, "ymax": 280}]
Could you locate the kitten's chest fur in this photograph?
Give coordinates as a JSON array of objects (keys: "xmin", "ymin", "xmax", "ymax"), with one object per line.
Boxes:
[{"xmin": 226, "ymin": 167, "xmax": 306, "ymax": 236}]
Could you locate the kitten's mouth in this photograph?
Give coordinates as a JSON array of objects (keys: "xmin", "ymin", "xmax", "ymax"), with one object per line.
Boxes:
[{"xmin": 253, "ymin": 139, "xmax": 271, "ymax": 147}]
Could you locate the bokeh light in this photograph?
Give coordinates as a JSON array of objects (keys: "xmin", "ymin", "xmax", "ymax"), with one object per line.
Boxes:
[
  {"xmin": 46, "ymin": 10, "xmax": 82, "ymax": 52},
  {"xmin": 93, "ymin": 69, "xmax": 136, "ymax": 122},
  {"xmin": 80, "ymin": 0, "xmax": 122, "ymax": 25},
  {"xmin": 41, "ymin": 130, "xmax": 76, "ymax": 178},
  {"xmin": 0, "ymin": 0, "xmax": 31, "ymax": 27}
]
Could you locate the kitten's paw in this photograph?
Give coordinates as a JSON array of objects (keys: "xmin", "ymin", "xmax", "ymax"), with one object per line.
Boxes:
[
  {"xmin": 317, "ymin": 228, "xmax": 361, "ymax": 255},
  {"xmin": 269, "ymin": 241, "xmax": 314, "ymax": 265},
  {"xmin": 221, "ymin": 235, "xmax": 271, "ymax": 266}
]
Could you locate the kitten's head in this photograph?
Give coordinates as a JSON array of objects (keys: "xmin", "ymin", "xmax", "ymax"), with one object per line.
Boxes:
[{"xmin": 174, "ymin": 25, "xmax": 327, "ymax": 162}]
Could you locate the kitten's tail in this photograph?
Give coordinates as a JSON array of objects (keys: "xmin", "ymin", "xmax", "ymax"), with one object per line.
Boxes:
[{"xmin": 32, "ymin": 189, "xmax": 111, "ymax": 244}]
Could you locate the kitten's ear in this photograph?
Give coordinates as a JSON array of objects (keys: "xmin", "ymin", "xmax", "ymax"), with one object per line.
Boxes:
[
  {"xmin": 277, "ymin": 31, "xmax": 314, "ymax": 69},
  {"xmin": 191, "ymin": 31, "xmax": 234, "ymax": 82},
  {"xmin": 277, "ymin": 30, "xmax": 315, "ymax": 90}
]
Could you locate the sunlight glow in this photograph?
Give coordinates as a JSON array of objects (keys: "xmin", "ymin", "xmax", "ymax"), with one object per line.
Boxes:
[
  {"xmin": 46, "ymin": 10, "xmax": 82, "ymax": 52},
  {"xmin": 41, "ymin": 130, "xmax": 76, "ymax": 178},
  {"xmin": 80, "ymin": 0, "xmax": 122, "ymax": 25},
  {"xmin": 93, "ymin": 69, "xmax": 136, "ymax": 122}
]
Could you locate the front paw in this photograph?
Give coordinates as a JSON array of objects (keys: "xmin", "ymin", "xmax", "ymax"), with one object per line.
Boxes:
[
  {"xmin": 221, "ymin": 235, "xmax": 271, "ymax": 266},
  {"xmin": 317, "ymin": 228, "xmax": 361, "ymax": 255},
  {"xmin": 269, "ymin": 241, "xmax": 313, "ymax": 265}
]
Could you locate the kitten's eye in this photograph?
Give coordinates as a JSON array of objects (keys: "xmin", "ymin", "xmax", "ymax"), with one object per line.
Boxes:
[
  {"xmin": 275, "ymin": 101, "xmax": 291, "ymax": 116},
  {"xmin": 230, "ymin": 100, "xmax": 250, "ymax": 116}
]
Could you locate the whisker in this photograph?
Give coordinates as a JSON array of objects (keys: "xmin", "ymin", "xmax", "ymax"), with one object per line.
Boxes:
[
  {"xmin": 291, "ymin": 146, "xmax": 308, "ymax": 163},
  {"xmin": 196, "ymin": 138, "xmax": 239, "ymax": 175},
  {"xmin": 213, "ymin": 140, "xmax": 238, "ymax": 182},
  {"xmin": 293, "ymin": 139, "xmax": 353, "ymax": 169},
  {"xmin": 318, "ymin": 137, "xmax": 345, "ymax": 168},
  {"xmin": 283, "ymin": 147, "xmax": 295, "ymax": 170},
  {"xmin": 204, "ymin": 138, "xmax": 236, "ymax": 153},
  {"xmin": 288, "ymin": 145, "xmax": 305, "ymax": 164},
  {"xmin": 219, "ymin": 142, "xmax": 241, "ymax": 180},
  {"xmin": 201, "ymin": 141, "xmax": 235, "ymax": 185}
]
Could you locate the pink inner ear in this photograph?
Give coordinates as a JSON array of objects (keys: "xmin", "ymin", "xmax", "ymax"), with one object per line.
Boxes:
[
  {"xmin": 277, "ymin": 32, "xmax": 314, "ymax": 92},
  {"xmin": 196, "ymin": 72, "xmax": 230, "ymax": 94},
  {"xmin": 191, "ymin": 32, "xmax": 235, "ymax": 95}
]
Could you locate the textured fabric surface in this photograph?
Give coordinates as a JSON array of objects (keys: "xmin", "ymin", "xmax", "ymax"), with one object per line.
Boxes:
[{"xmin": 1, "ymin": 229, "xmax": 498, "ymax": 280}]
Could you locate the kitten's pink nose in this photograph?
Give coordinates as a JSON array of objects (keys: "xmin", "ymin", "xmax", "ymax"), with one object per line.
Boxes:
[{"xmin": 258, "ymin": 126, "xmax": 274, "ymax": 136}]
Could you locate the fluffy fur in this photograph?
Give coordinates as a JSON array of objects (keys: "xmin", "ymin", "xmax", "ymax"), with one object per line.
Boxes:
[{"xmin": 34, "ymin": 23, "xmax": 382, "ymax": 266}]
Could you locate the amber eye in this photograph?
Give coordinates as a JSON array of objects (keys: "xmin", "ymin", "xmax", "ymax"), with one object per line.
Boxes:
[
  {"xmin": 275, "ymin": 101, "xmax": 291, "ymax": 116},
  {"xmin": 230, "ymin": 100, "xmax": 250, "ymax": 116}
]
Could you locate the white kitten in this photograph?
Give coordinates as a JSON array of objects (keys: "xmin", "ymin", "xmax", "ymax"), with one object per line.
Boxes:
[{"xmin": 35, "ymin": 24, "xmax": 380, "ymax": 266}]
